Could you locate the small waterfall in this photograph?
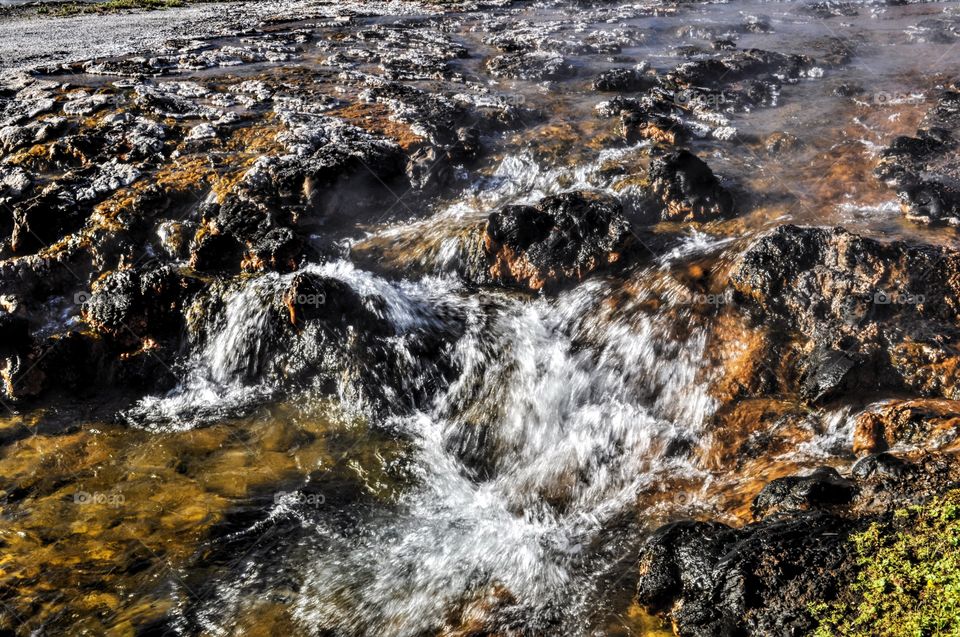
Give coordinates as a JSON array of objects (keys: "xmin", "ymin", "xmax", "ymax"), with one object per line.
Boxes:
[
  {"xmin": 279, "ymin": 275, "xmax": 716, "ymax": 636},
  {"xmin": 124, "ymin": 274, "xmax": 285, "ymax": 431}
]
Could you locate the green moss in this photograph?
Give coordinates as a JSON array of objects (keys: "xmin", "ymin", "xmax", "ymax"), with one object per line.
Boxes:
[{"xmin": 812, "ymin": 489, "xmax": 960, "ymax": 637}]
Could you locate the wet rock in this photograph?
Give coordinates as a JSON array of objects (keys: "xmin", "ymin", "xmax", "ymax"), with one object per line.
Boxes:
[
  {"xmin": 469, "ymin": 190, "xmax": 632, "ymax": 292},
  {"xmin": 731, "ymin": 224, "xmax": 960, "ymax": 402},
  {"xmin": 359, "ymin": 79, "xmax": 530, "ymax": 145},
  {"xmin": 833, "ymin": 82, "xmax": 864, "ymax": 97},
  {"xmin": 134, "ymin": 83, "xmax": 226, "ymax": 121},
  {"xmin": 281, "ymin": 272, "xmax": 388, "ymax": 335},
  {"xmin": 592, "ymin": 67, "xmax": 652, "ymax": 92},
  {"xmin": 876, "ymin": 90, "xmax": 960, "ymax": 225},
  {"xmin": 800, "ymin": 345, "xmax": 862, "ymax": 403},
  {"xmin": 485, "ymin": 51, "xmax": 575, "ymax": 81},
  {"xmin": 648, "ymin": 150, "xmax": 734, "ymax": 222},
  {"xmin": 157, "ymin": 220, "xmax": 197, "ymax": 260},
  {"xmin": 82, "ymin": 265, "xmax": 198, "ymax": 346},
  {"xmin": 263, "ymin": 271, "xmax": 459, "ymax": 415},
  {"xmin": 356, "ymin": 82, "xmax": 495, "ymax": 192},
  {"xmin": 0, "ymin": 313, "xmax": 30, "ymax": 359},
  {"xmin": 193, "ymin": 114, "xmax": 407, "ymax": 271},
  {"xmin": 636, "ymin": 512, "xmax": 859, "ymax": 637},
  {"xmin": 850, "ymin": 451, "xmax": 912, "ymax": 480},
  {"xmin": 241, "ymin": 227, "xmax": 305, "ymax": 274},
  {"xmin": 189, "ymin": 228, "xmax": 244, "ymax": 274},
  {"xmin": 853, "ymin": 399, "xmax": 960, "ymax": 455},
  {"xmin": 35, "ymin": 330, "xmax": 112, "ymax": 395},
  {"xmin": 0, "ymin": 115, "xmax": 66, "ymax": 154},
  {"xmin": 752, "ymin": 466, "xmax": 856, "ymax": 519},
  {"xmin": 0, "ymin": 351, "xmax": 43, "ymax": 403},
  {"xmin": 0, "ymin": 166, "xmax": 31, "ymax": 205},
  {"xmin": 598, "ymin": 95, "xmax": 687, "ymax": 145},
  {"xmin": 62, "ymin": 92, "xmax": 113, "ymax": 117},
  {"xmin": 8, "ymin": 180, "xmax": 83, "ymax": 254},
  {"xmin": 802, "ymin": 1, "xmax": 859, "ymax": 19},
  {"xmin": 667, "ymin": 48, "xmax": 815, "ymax": 88}
]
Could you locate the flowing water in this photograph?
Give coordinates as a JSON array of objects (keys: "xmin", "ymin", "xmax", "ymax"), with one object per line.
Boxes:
[{"xmin": 3, "ymin": 0, "xmax": 960, "ymax": 634}]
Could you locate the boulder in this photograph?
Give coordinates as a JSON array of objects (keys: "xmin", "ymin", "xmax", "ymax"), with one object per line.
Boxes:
[
  {"xmin": 730, "ymin": 224, "xmax": 960, "ymax": 402},
  {"xmin": 636, "ymin": 512, "xmax": 858, "ymax": 637},
  {"xmin": 468, "ymin": 190, "xmax": 632, "ymax": 291},
  {"xmin": 82, "ymin": 264, "xmax": 198, "ymax": 346}
]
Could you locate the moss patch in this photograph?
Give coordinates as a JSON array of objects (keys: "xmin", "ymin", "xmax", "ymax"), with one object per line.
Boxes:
[{"xmin": 812, "ymin": 488, "xmax": 960, "ymax": 637}]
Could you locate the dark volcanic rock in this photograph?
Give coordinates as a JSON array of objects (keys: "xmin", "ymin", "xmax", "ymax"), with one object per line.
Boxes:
[
  {"xmin": 637, "ymin": 512, "xmax": 859, "ymax": 637},
  {"xmin": 468, "ymin": 190, "xmax": 632, "ymax": 292},
  {"xmin": 730, "ymin": 224, "xmax": 960, "ymax": 402},
  {"xmin": 648, "ymin": 150, "xmax": 734, "ymax": 222},
  {"xmin": 82, "ymin": 264, "xmax": 198, "ymax": 346},
  {"xmin": 668, "ymin": 48, "xmax": 815, "ymax": 88},
  {"xmin": 282, "ymin": 272, "xmax": 390, "ymax": 336},
  {"xmin": 592, "ymin": 68, "xmax": 652, "ymax": 92},
  {"xmin": 599, "ymin": 94, "xmax": 688, "ymax": 145},
  {"xmin": 752, "ymin": 466, "xmax": 856, "ymax": 519},
  {"xmin": 8, "ymin": 181, "xmax": 84, "ymax": 254},
  {"xmin": 637, "ymin": 450, "xmax": 960, "ymax": 636},
  {"xmin": 189, "ymin": 228, "xmax": 244, "ymax": 274},
  {"xmin": 192, "ymin": 115, "xmax": 407, "ymax": 272},
  {"xmin": 876, "ymin": 90, "xmax": 960, "ymax": 225},
  {"xmin": 485, "ymin": 51, "xmax": 575, "ymax": 81}
]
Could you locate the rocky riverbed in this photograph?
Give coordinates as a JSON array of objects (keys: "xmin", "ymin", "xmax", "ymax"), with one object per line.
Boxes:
[{"xmin": 1, "ymin": 0, "xmax": 960, "ymax": 634}]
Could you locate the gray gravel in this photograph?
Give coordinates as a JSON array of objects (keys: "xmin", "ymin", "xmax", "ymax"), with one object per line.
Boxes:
[{"xmin": 0, "ymin": 0, "xmax": 429, "ymax": 71}]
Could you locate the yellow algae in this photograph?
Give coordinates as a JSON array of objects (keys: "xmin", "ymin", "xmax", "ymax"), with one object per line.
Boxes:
[{"xmin": 0, "ymin": 396, "xmax": 413, "ymax": 633}]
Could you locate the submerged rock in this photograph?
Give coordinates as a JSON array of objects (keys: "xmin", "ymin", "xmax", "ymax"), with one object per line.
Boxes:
[
  {"xmin": 485, "ymin": 51, "xmax": 575, "ymax": 81},
  {"xmin": 592, "ymin": 67, "xmax": 653, "ymax": 92},
  {"xmin": 467, "ymin": 190, "xmax": 632, "ymax": 292}
]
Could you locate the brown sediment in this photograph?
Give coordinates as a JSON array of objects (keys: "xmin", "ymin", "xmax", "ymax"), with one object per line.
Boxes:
[
  {"xmin": 224, "ymin": 118, "xmax": 285, "ymax": 156},
  {"xmin": 328, "ymin": 101, "xmax": 425, "ymax": 151},
  {"xmin": 704, "ymin": 310, "xmax": 777, "ymax": 404}
]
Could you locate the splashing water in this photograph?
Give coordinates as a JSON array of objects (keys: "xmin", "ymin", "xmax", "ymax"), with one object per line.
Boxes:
[{"xmin": 154, "ymin": 258, "xmax": 717, "ymax": 635}]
